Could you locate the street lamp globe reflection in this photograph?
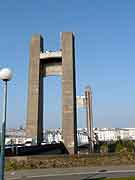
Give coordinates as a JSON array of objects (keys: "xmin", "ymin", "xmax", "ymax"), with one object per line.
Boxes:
[{"xmin": 0, "ymin": 68, "xmax": 12, "ymax": 81}]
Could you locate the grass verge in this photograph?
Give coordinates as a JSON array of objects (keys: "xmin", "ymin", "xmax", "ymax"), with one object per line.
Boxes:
[{"xmin": 5, "ymin": 152, "xmax": 135, "ymax": 171}]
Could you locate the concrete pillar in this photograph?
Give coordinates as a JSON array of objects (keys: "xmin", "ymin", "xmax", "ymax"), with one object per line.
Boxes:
[
  {"xmin": 85, "ymin": 86, "xmax": 94, "ymax": 153},
  {"xmin": 26, "ymin": 35, "xmax": 44, "ymax": 144},
  {"xmin": 62, "ymin": 32, "xmax": 77, "ymax": 154}
]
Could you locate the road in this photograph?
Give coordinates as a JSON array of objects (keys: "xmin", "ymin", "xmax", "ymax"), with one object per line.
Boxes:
[{"xmin": 6, "ymin": 165, "xmax": 135, "ymax": 180}]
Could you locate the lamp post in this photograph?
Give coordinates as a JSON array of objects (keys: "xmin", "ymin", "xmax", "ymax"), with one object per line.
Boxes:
[{"xmin": 0, "ymin": 68, "xmax": 12, "ymax": 180}]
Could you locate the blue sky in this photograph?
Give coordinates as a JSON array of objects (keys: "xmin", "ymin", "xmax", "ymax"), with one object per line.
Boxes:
[{"xmin": 0, "ymin": 0, "xmax": 135, "ymax": 129}]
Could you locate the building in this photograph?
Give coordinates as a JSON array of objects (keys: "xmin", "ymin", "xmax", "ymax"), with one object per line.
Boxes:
[
  {"xmin": 94, "ymin": 128, "xmax": 134, "ymax": 142},
  {"xmin": 5, "ymin": 128, "xmax": 135, "ymax": 145}
]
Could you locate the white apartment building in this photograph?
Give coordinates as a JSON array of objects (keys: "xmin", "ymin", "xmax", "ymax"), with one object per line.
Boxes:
[
  {"xmin": 5, "ymin": 128, "xmax": 135, "ymax": 145},
  {"xmin": 46, "ymin": 129, "xmax": 62, "ymax": 143},
  {"xmin": 94, "ymin": 128, "xmax": 135, "ymax": 142}
]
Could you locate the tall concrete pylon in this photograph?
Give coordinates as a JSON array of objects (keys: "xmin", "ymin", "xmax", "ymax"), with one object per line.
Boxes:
[
  {"xmin": 85, "ymin": 86, "xmax": 94, "ymax": 153},
  {"xmin": 26, "ymin": 32, "xmax": 77, "ymax": 154}
]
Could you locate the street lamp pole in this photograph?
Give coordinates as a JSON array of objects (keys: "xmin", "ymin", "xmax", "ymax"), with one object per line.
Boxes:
[
  {"xmin": 0, "ymin": 68, "xmax": 12, "ymax": 180},
  {"xmin": 0, "ymin": 80, "xmax": 8, "ymax": 180}
]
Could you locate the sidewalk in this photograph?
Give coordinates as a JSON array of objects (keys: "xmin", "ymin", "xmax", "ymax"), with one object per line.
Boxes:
[{"xmin": 6, "ymin": 164, "xmax": 135, "ymax": 179}]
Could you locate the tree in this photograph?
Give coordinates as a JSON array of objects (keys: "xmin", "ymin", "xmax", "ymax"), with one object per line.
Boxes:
[{"xmin": 100, "ymin": 143, "xmax": 108, "ymax": 153}]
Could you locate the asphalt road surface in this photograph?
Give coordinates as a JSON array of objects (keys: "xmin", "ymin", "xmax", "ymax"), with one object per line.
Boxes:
[{"xmin": 6, "ymin": 165, "xmax": 135, "ymax": 180}]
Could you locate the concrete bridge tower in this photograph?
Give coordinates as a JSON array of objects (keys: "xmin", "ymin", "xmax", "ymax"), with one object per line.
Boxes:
[{"xmin": 26, "ymin": 32, "xmax": 77, "ymax": 154}]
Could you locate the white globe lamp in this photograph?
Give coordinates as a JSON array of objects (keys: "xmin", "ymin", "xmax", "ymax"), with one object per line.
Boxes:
[{"xmin": 0, "ymin": 68, "xmax": 12, "ymax": 81}]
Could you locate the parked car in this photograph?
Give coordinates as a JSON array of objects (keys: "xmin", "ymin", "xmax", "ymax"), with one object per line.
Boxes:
[
  {"xmin": 41, "ymin": 141, "xmax": 47, "ymax": 145},
  {"xmin": 25, "ymin": 141, "xmax": 32, "ymax": 146},
  {"xmin": 51, "ymin": 141, "xmax": 57, "ymax": 144}
]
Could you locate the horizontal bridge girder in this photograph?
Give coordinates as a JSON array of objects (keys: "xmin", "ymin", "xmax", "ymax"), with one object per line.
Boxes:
[
  {"xmin": 43, "ymin": 62, "xmax": 63, "ymax": 76},
  {"xmin": 40, "ymin": 51, "xmax": 62, "ymax": 60}
]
